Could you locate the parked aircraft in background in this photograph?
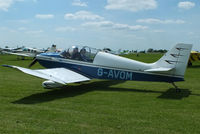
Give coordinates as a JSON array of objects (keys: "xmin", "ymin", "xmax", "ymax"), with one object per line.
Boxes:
[
  {"xmin": 188, "ymin": 51, "xmax": 200, "ymax": 66},
  {"xmin": 103, "ymin": 48, "xmax": 121, "ymax": 55},
  {"xmin": 2, "ymin": 44, "xmax": 59, "ymax": 59},
  {"xmin": 3, "ymin": 43, "xmax": 192, "ymax": 92},
  {"xmin": 1, "ymin": 46, "xmax": 23, "ymax": 52},
  {"xmin": 2, "ymin": 46, "xmax": 43, "ymax": 58},
  {"xmin": 44, "ymin": 44, "xmax": 61, "ymax": 53}
]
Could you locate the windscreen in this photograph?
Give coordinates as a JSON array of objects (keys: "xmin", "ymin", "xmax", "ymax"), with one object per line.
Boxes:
[{"xmin": 60, "ymin": 46, "xmax": 99, "ymax": 62}]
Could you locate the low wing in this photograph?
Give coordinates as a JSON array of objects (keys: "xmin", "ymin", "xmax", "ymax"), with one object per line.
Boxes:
[
  {"xmin": 144, "ymin": 67, "xmax": 174, "ymax": 72},
  {"xmin": 3, "ymin": 65, "xmax": 90, "ymax": 84}
]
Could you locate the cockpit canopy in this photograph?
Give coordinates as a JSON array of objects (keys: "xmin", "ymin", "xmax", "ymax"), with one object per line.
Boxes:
[{"xmin": 60, "ymin": 46, "xmax": 99, "ymax": 62}]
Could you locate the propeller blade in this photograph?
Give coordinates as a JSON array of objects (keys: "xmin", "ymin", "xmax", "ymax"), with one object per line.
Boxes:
[{"xmin": 28, "ymin": 58, "xmax": 38, "ymax": 68}]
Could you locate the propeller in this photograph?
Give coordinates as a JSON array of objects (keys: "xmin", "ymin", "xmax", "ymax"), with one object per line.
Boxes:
[{"xmin": 28, "ymin": 58, "xmax": 38, "ymax": 68}]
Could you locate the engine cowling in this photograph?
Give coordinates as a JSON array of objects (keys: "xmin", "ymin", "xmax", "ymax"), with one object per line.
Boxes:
[{"xmin": 42, "ymin": 80, "xmax": 64, "ymax": 89}]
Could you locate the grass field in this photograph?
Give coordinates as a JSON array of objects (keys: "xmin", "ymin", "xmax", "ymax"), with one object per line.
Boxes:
[{"xmin": 0, "ymin": 54, "xmax": 200, "ymax": 134}]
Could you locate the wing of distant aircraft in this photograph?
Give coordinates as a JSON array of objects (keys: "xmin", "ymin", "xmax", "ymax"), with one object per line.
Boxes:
[
  {"xmin": 3, "ymin": 51, "xmax": 32, "ymax": 57},
  {"xmin": 3, "ymin": 65, "xmax": 90, "ymax": 88},
  {"xmin": 2, "ymin": 47, "xmax": 44, "ymax": 58}
]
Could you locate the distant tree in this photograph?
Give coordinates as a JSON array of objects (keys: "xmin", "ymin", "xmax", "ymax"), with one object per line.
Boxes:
[
  {"xmin": 122, "ymin": 50, "xmax": 129, "ymax": 54},
  {"xmin": 139, "ymin": 50, "xmax": 146, "ymax": 53},
  {"xmin": 154, "ymin": 49, "xmax": 167, "ymax": 53}
]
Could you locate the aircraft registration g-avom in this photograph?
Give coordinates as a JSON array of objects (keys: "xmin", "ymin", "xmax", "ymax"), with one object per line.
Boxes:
[{"xmin": 3, "ymin": 43, "xmax": 192, "ymax": 92}]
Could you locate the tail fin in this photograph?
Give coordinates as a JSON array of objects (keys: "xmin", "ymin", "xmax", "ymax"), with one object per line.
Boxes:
[
  {"xmin": 46, "ymin": 44, "xmax": 57, "ymax": 53},
  {"xmin": 153, "ymin": 43, "xmax": 192, "ymax": 77}
]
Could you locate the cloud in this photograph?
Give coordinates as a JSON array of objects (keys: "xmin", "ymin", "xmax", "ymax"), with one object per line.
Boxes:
[
  {"xmin": 55, "ymin": 26, "xmax": 76, "ymax": 32},
  {"xmin": 0, "ymin": 26, "xmax": 8, "ymax": 30},
  {"xmin": 0, "ymin": 0, "xmax": 14, "ymax": 11},
  {"xmin": 15, "ymin": 0, "xmax": 24, "ymax": 2},
  {"xmin": 7, "ymin": 19, "xmax": 30, "ymax": 24},
  {"xmin": 0, "ymin": 26, "xmax": 18, "ymax": 33},
  {"xmin": 72, "ymin": 0, "xmax": 87, "ymax": 7},
  {"xmin": 25, "ymin": 30, "xmax": 43, "ymax": 34},
  {"xmin": 18, "ymin": 27, "xmax": 27, "ymax": 31},
  {"xmin": 137, "ymin": 18, "xmax": 185, "ymax": 24},
  {"xmin": 35, "ymin": 14, "xmax": 54, "ymax": 19},
  {"xmin": 178, "ymin": 1, "xmax": 195, "ymax": 10},
  {"xmin": 105, "ymin": 0, "xmax": 157, "ymax": 12},
  {"xmin": 17, "ymin": 19, "xmax": 29, "ymax": 23},
  {"xmin": 64, "ymin": 11, "xmax": 104, "ymax": 20},
  {"xmin": 0, "ymin": 0, "xmax": 25, "ymax": 11},
  {"xmin": 152, "ymin": 30, "xmax": 165, "ymax": 33},
  {"xmin": 82, "ymin": 21, "xmax": 148, "ymax": 31}
]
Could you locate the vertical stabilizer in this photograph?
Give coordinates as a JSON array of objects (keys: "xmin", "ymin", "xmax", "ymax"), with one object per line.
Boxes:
[{"xmin": 154, "ymin": 43, "xmax": 192, "ymax": 77}]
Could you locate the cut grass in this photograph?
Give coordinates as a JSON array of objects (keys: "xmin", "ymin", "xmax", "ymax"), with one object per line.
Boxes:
[{"xmin": 0, "ymin": 54, "xmax": 200, "ymax": 134}]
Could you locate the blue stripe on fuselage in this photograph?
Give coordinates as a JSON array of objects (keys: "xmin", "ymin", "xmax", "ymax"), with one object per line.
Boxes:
[
  {"xmin": 37, "ymin": 58, "xmax": 184, "ymax": 82},
  {"xmin": 39, "ymin": 52, "xmax": 61, "ymax": 58}
]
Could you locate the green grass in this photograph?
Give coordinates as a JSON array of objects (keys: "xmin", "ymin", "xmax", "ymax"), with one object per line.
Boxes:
[{"xmin": 0, "ymin": 54, "xmax": 200, "ymax": 134}]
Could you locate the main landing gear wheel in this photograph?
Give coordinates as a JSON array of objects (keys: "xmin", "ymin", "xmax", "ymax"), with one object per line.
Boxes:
[{"xmin": 171, "ymin": 82, "xmax": 181, "ymax": 93}]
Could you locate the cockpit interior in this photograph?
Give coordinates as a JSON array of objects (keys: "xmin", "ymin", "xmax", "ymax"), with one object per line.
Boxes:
[{"xmin": 60, "ymin": 46, "xmax": 99, "ymax": 62}]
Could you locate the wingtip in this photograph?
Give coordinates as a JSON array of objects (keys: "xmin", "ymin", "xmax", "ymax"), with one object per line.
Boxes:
[{"xmin": 2, "ymin": 65, "xmax": 13, "ymax": 68}]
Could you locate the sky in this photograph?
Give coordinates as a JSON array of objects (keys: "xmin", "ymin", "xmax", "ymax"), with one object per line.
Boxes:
[{"xmin": 0, "ymin": 0, "xmax": 199, "ymax": 51}]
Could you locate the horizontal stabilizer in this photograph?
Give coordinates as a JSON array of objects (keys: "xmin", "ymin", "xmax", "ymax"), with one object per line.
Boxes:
[
  {"xmin": 3, "ymin": 65, "xmax": 90, "ymax": 85},
  {"xmin": 144, "ymin": 67, "xmax": 174, "ymax": 72}
]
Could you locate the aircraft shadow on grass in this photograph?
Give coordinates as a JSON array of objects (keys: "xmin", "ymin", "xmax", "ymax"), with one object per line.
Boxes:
[
  {"xmin": 157, "ymin": 88, "xmax": 191, "ymax": 99},
  {"xmin": 12, "ymin": 80, "xmax": 198, "ymax": 104}
]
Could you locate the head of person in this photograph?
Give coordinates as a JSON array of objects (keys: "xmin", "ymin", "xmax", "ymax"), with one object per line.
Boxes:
[
  {"xmin": 80, "ymin": 48, "xmax": 86, "ymax": 55},
  {"xmin": 72, "ymin": 46, "xmax": 78, "ymax": 54}
]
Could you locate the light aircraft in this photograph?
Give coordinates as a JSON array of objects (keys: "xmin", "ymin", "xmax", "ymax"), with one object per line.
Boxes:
[
  {"xmin": 6, "ymin": 47, "xmax": 43, "ymax": 58},
  {"xmin": 2, "ymin": 46, "xmax": 42, "ymax": 58},
  {"xmin": 45, "ymin": 44, "xmax": 61, "ymax": 53},
  {"xmin": 3, "ymin": 43, "xmax": 192, "ymax": 92},
  {"xmin": 2, "ymin": 45, "xmax": 58, "ymax": 59},
  {"xmin": 103, "ymin": 48, "xmax": 122, "ymax": 55},
  {"xmin": 188, "ymin": 51, "xmax": 200, "ymax": 66},
  {"xmin": 1, "ymin": 46, "xmax": 23, "ymax": 52}
]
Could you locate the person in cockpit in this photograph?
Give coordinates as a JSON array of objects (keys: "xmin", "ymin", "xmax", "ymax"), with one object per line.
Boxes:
[
  {"xmin": 80, "ymin": 48, "xmax": 92, "ymax": 62},
  {"xmin": 71, "ymin": 46, "xmax": 81, "ymax": 60},
  {"xmin": 80, "ymin": 48, "xmax": 87, "ymax": 61},
  {"xmin": 61, "ymin": 49, "xmax": 71, "ymax": 59}
]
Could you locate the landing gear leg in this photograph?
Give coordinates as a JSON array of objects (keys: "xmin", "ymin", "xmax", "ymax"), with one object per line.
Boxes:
[{"xmin": 171, "ymin": 82, "xmax": 181, "ymax": 92}]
